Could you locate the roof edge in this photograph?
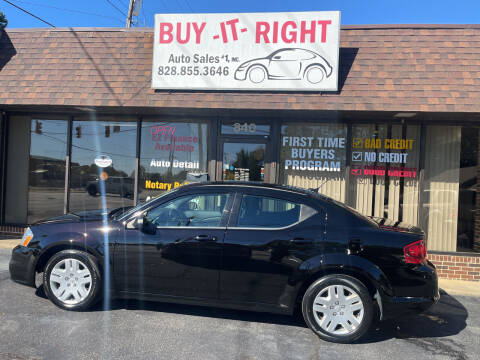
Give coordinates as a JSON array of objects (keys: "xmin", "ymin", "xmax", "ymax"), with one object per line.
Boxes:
[{"xmin": 5, "ymin": 23, "xmax": 480, "ymax": 33}]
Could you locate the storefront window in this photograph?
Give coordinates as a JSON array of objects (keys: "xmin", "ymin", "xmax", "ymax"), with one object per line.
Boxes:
[
  {"xmin": 279, "ymin": 123, "xmax": 347, "ymax": 202},
  {"xmin": 69, "ymin": 118, "xmax": 137, "ymax": 212},
  {"xmin": 139, "ymin": 120, "xmax": 208, "ymax": 201},
  {"xmin": 458, "ymin": 127, "xmax": 478, "ymax": 252},
  {"xmin": 422, "ymin": 126, "xmax": 461, "ymax": 252},
  {"xmin": 347, "ymin": 124, "xmax": 420, "ymax": 222},
  {"xmin": 28, "ymin": 119, "xmax": 68, "ymax": 223}
]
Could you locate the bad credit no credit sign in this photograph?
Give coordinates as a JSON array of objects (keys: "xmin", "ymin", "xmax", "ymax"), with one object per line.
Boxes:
[{"xmin": 152, "ymin": 11, "xmax": 340, "ymax": 91}]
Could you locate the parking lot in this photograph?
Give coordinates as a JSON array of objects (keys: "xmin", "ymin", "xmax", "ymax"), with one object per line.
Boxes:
[{"xmin": 0, "ymin": 248, "xmax": 479, "ymax": 360}]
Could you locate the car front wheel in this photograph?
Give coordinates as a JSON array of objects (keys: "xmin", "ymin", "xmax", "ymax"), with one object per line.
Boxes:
[
  {"xmin": 302, "ymin": 274, "xmax": 374, "ymax": 343},
  {"xmin": 248, "ymin": 66, "xmax": 267, "ymax": 83},
  {"xmin": 43, "ymin": 250, "xmax": 101, "ymax": 311}
]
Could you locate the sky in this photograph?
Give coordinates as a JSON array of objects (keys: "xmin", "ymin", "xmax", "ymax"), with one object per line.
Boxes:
[{"xmin": 1, "ymin": 0, "xmax": 480, "ymax": 29}]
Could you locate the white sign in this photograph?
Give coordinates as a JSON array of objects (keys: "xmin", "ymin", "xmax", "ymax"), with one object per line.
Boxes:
[
  {"xmin": 94, "ymin": 155, "xmax": 112, "ymax": 168},
  {"xmin": 152, "ymin": 11, "xmax": 341, "ymax": 91}
]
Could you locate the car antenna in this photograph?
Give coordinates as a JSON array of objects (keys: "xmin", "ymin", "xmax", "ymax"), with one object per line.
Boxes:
[{"xmin": 309, "ymin": 179, "xmax": 329, "ymax": 193}]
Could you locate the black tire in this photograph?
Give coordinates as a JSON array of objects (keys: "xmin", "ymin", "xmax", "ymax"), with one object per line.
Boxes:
[
  {"xmin": 87, "ymin": 185, "xmax": 98, "ymax": 196},
  {"xmin": 43, "ymin": 250, "xmax": 101, "ymax": 311},
  {"xmin": 302, "ymin": 274, "xmax": 374, "ymax": 343}
]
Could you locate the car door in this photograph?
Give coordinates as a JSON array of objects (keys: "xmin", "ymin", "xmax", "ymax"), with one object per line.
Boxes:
[
  {"xmin": 219, "ymin": 189, "xmax": 323, "ymax": 306},
  {"xmin": 114, "ymin": 189, "xmax": 233, "ymax": 300}
]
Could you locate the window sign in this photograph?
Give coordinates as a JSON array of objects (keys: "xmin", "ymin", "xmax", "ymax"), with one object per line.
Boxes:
[
  {"xmin": 139, "ymin": 121, "xmax": 208, "ymax": 200},
  {"xmin": 350, "ymin": 136, "xmax": 417, "ymax": 178},
  {"xmin": 152, "ymin": 11, "xmax": 341, "ymax": 91},
  {"xmin": 279, "ymin": 124, "xmax": 347, "ymax": 202}
]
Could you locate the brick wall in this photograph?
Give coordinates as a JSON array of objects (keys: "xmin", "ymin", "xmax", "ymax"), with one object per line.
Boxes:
[{"xmin": 429, "ymin": 253, "xmax": 480, "ymax": 281}]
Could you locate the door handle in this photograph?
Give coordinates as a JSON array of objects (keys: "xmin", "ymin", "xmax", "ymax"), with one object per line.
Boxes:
[
  {"xmin": 290, "ymin": 238, "xmax": 313, "ymax": 244},
  {"xmin": 193, "ymin": 235, "xmax": 217, "ymax": 242},
  {"xmin": 348, "ymin": 238, "xmax": 363, "ymax": 253}
]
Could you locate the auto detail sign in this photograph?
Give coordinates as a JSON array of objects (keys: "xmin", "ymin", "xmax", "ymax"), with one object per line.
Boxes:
[{"xmin": 152, "ymin": 11, "xmax": 341, "ymax": 91}]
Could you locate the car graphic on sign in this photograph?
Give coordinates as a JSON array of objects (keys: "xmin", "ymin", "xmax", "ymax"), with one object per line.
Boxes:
[{"xmin": 234, "ymin": 48, "xmax": 333, "ymax": 84}]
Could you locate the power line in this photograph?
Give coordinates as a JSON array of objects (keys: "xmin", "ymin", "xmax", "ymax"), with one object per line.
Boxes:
[
  {"xmin": 2, "ymin": 0, "xmax": 55, "ymax": 27},
  {"xmin": 105, "ymin": 0, "xmax": 127, "ymax": 17},
  {"xmin": 13, "ymin": 0, "xmax": 124, "ymax": 23}
]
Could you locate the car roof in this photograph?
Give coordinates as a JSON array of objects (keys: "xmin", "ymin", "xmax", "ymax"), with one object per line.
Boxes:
[{"xmin": 179, "ymin": 181, "xmax": 331, "ymax": 200}]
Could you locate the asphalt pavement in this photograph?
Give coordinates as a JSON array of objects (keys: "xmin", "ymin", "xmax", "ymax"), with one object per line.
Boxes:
[{"xmin": 0, "ymin": 248, "xmax": 479, "ymax": 360}]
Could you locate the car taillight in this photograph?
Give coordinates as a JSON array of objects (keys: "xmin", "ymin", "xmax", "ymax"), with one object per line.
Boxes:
[{"xmin": 403, "ymin": 239, "xmax": 427, "ymax": 264}]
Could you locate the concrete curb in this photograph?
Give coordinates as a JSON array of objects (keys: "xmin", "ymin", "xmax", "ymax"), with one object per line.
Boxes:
[
  {"xmin": 0, "ymin": 240, "xmax": 20, "ymax": 249},
  {"xmin": 439, "ymin": 278, "xmax": 480, "ymax": 297}
]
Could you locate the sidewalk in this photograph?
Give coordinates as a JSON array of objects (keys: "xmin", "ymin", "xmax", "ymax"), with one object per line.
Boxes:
[
  {"xmin": 0, "ymin": 239, "xmax": 20, "ymax": 249},
  {"xmin": 439, "ymin": 279, "xmax": 480, "ymax": 297}
]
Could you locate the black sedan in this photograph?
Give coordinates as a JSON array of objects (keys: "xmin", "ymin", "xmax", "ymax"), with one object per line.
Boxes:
[{"xmin": 9, "ymin": 182, "xmax": 439, "ymax": 343}]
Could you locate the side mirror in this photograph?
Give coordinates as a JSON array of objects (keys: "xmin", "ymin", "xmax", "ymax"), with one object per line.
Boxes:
[
  {"xmin": 273, "ymin": 55, "xmax": 281, "ymax": 60},
  {"xmin": 139, "ymin": 216, "xmax": 156, "ymax": 235}
]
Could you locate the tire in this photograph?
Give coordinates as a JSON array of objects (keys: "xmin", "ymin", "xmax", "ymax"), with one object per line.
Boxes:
[
  {"xmin": 248, "ymin": 66, "xmax": 267, "ymax": 83},
  {"xmin": 304, "ymin": 65, "xmax": 326, "ymax": 84},
  {"xmin": 302, "ymin": 274, "xmax": 374, "ymax": 343},
  {"xmin": 43, "ymin": 250, "xmax": 101, "ymax": 311},
  {"xmin": 87, "ymin": 185, "xmax": 98, "ymax": 196}
]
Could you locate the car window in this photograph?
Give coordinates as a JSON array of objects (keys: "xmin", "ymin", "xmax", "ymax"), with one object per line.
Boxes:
[
  {"xmin": 236, "ymin": 194, "xmax": 316, "ymax": 228},
  {"xmin": 145, "ymin": 193, "xmax": 231, "ymax": 227},
  {"xmin": 272, "ymin": 49, "xmax": 299, "ymax": 61},
  {"xmin": 272, "ymin": 49, "xmax": 314, "ymax": 61}
]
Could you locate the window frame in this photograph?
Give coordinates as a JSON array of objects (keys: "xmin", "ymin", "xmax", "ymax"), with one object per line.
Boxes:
[
  {"xmin": 127, "ymin": 188, "xmax": 235, "ymax": 230},
  {"xmin": 227, "ymin": 189, "xmax": 319, "ymax": 230}
]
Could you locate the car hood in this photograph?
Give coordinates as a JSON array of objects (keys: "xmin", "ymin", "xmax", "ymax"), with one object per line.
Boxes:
[
  {"xmin": 33, "ymin": 207, "xmax": 134, "ymax": 225},
  {"xmin": 33, "ymin": 210, "xmax": 107, "ymax": 225},
  {"xmin": 369, "ymin": 217, "xmax": 424, "ymax": 236}
]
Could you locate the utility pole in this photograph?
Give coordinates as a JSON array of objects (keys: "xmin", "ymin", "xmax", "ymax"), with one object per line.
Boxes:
[{"xmin": 126, "ymin": 0, "xmax": 134, "ymax": 28}]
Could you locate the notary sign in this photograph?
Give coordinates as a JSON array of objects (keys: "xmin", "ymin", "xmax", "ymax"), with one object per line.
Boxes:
[{"xmin": 152, "ymin": 11, "xmax": 341, "ymax": 91}]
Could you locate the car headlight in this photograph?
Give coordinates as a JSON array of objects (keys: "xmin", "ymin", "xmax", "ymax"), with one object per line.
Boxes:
[{"xmin": 20, "ymin": 227, "xmax": 34, "ymax": 247}]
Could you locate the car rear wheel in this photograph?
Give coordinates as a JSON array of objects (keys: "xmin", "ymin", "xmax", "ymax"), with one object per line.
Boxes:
[
  {"xmin": 43, "ymin": 250, "xmax": 101, "ymax": 311},
  {"xmin": 248, "ymin": 66, "xmax": 267, "ymax": 83},
  {"xmin": 304, "ymin": 65, "xmax": 326, "ymax": 84},
  {"xmin": 87, "ymin": 184, "xmax": 98, "ymax": 196},
  {"xmin": 302, "ymin": 274, "xmax": 374, "ymax": 343}
]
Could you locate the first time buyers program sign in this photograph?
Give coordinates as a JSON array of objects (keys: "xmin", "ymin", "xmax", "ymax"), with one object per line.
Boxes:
[{"xmin": 152, "ymin": 11, "xmax": 341, "ymax": 91}]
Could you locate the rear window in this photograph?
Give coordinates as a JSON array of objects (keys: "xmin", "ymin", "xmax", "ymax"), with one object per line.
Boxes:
[{"xmin": 236, "ymin": 194, "xmax": 316, "ymax": 228}]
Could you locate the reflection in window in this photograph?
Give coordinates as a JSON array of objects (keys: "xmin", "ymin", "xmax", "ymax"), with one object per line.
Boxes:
[
  {"xmin": 146, "ymin": 193, "xmax": 229, "ymax": 227},
  {"xmin": 28, "ymin": 119, "xmax": 67, "ymax": 223},
  {"xmin": 139, "ymin": 121, "xmax": 208, "ymax": 201},
  {"xmin": 237, "ymin": 195, "xmax": 303, "ymax": 228},
  {"xmin": 223, "ymin": 143, "xmax": 265, "ymax": 181},
  {"xmin": 280, "ymin": 123, "xmax": 347, "ymax": 202},
  {"xmin": 69, "ymin": 119, "xmax": 137, "ymax": 213},
  {"xmin": 457, "ymin": 127, "xmax": 478, "ymax": 252}
]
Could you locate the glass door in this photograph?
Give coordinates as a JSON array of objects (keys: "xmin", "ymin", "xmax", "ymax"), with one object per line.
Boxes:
[
  {"xmin": 222, "ymin": 142, "xmax": 266, "ymax": 181},
  {"xmin": 218, "ymin": 120, "xmax": 273, "ymax": 183}
]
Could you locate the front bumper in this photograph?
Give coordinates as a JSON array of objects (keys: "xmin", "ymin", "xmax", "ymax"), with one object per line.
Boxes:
[
  {"xmin": 9, "ymin": 245, "xmax": 39, "ymax": 287},
  {"xmin": 234, "ymin": 68, "xmax": 247, "ymax": 80}
]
